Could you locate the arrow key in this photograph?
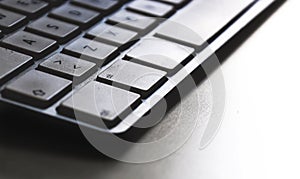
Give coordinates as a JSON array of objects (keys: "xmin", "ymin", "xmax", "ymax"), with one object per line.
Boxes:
[
  {"xmin": 2, "ymin": 70, "xmax": 72, "ymax": 108},
  {"xmin": 38, "ymin": 53, "xmax": 97, "ymax": 83}
]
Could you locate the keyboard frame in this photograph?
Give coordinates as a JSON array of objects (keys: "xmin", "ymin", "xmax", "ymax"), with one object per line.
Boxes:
[{"xmin": 0, "ymin": 0, "xmax": 283, "ymax": 134}]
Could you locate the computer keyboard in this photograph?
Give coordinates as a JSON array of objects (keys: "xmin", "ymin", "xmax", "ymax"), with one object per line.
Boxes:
[{"xmin": 0, "ymin": 0, "xmax": 275, "ymax": 133}]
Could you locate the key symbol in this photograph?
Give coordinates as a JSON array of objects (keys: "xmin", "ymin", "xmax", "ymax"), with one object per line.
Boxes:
[
  {"xmin": 106, "ymin": 74, "xmax": 113, "ymax": 79},
  {"xmin": 53, "ymin": 60, "xmax": 62, "ymax": 65},
  {"xmin": 145, "ymin": 5, "xmax": 155, "ymax": 10},
  {"xmin": 100, "ymin": 110, "xmax": 110, "ymax": 117},
  {"xmin": 74, "ymin": 65, "xmax": 81, "ymax": 69},
  {"xmin": 125, "ymin": 16, "xmax": 138, "ymax": 21},
  {"xmin": 107, "ymin": 30, "xmax": 118, "ymax": 36},
  {"xmin": 33, "ymin": 89, "xmax": 46, "ymax": 96}
]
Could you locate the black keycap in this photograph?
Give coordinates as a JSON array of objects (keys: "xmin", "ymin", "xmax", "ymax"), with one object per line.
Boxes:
[
  {"xmin": 0, "ymin": 0, "xmax": 49, "ymax": 19},
  {"xmin": 86, "ymin": 23, "xmax": 138, "ymax": 48},
  {"xmin": 125, "ymin": 38, "xmax": 194, "ymax": 74},
  {"xmin": 0, "ymin": 8, "xmax": 27, "ymax": 33},
  {"xmin": 0, "ymin": 47, "xmax": 33, "ymax": 85},
  {"xmin": 49, "ymin": 4, "xmax": 101, "ymax": 29},
  {"xmin": 2, "ymin": 70, "xmax": 72, "ymax": 108},
  {"xmin": 2, "ymin": 31, "xmax": 58, "ymax": 58},
  {"xmin": 71, "ymin": 0, "xmax": 120, "ymax": 13},
  {"xmin": 107, "ymin": 10, "xmax": 156, "ymax": 32},
  {"xmin": 63, "ymin": 38, "xmax": 118, "ymax": 65},
  {"xmin": 127, "ymin": 0, "xmax": 174, "ymax": 17},
  {"xmin": 38, "ymin": 53, "xmax": 97, "ymax": 83},
  {"xmin": 98, "ymin": 60, "xmax": 167, "ymax": 98},
  {"xmin": 57, "ymin": 81, "xmax": 141, "ymax": 127},
  {"xmin": 26, "ymin": 17, "xmax": 80, "ymax": 44}
]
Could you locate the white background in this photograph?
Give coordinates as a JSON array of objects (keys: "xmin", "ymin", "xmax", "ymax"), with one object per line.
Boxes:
[{"xmin": 207, "ymin": 0, "xmax": 300, "ymax": 178}]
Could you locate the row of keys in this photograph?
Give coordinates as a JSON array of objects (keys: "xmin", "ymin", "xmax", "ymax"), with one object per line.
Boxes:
[
  {"xmin": 1, "ymin": 56, "xmax": 167, "ymax": 119},
  {"xmin": 0, "ymin": 0, "xmax": 179, "ymax": 36},
  {"xmin": 0, "ymin": 1, "xmax": 177, "ymax": 58},
  {"xmin": 1, "ymin": 31, "xmax": 121, "ymax": 61},
  {"xmin": 0, "ymin": 0, "xmax": 191, "ymax": 126},
  {"xmin": 0, "ymin": 36, "xmax": 193, "ymax": 125}
]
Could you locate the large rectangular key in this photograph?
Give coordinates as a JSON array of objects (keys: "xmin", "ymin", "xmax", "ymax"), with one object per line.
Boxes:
[
  {"xmin": 63, "ymin": 38, "xmax": 118, "ymax": 65},
  {"xmin": 2, "ymin": 31, "xmax": 58, "ymax": 58},
  {"xmin": 155, "ymin": 0, "xmax": 253, "ymax": 47},
  {"xmin": 0, "ymin": 47, "xmax": 33, "ymax": 85},
  {"xmin": 98, "ymin": 60, "xmax": 167, "ymax": 98},
  {"xmin": 58, "ymin": 81, "xmax": 141, "ymax": 128},
  {"xmin": 125, "ymin": 37, "xmax": 194, "ymax": 74},
  {"xmin": 38, "ymin": 53, "xmax": 97, "ymax": 83},
  {"xmin": 2, "ymin": 70, "xmax": 72, "ymax": 108}
]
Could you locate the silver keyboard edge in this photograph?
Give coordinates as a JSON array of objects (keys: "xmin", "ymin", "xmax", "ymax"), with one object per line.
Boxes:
[{"xmin": 110, "ymin": 0, "xmax": 277, "ymax": 133}]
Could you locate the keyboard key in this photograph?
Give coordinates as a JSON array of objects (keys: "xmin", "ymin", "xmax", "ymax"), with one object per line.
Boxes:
[
  {"xmin": 71, "ymin": 0, "xmax": 120, "ymax": 13},
  {"xmin": 127, "ymin": 0, "xmax": 174, "ymax": 17},
  {"xmin": 2, "ymin": 31, "xmax": 58, "ymax": 58},
  {"xmin": 98, "ymin": 60, "xmax": 167, "ymax": 98},
  {"xmin": 0, "ymin": 8, "xmax": 27, "ymax": 33},
  {"xmin": 63, "ymin": 38, "xmax": 118, "ymax": 65},
  {"xmin": 86, "ymin": 23, "xmax": 138, "ymax": 48},
  {"xmin": 0, "ymin": 0, "xmax": 49, "ymax": 19},
  {"xmin": 49, "ymin": 4, "xmax": 101, "ymax": 29},
  {"xmin": 58, "ymin": 81, "xmax": 141, "ymax": 127},
  {"xmin": 26, "ymin": 17, "xmax": 80, "ymax": 44},
  {"xmin": 107, "ymin": 10, "xmax": 156, "ymax": 32},
  {"xmin": 155, "ymin": 0, "xmax": 253, "ymax": 47},
  {"xmin": 0, "ymin": 47, "xmax": 33, "ymax": 85},
  {"xmin": 38, "ymin": 53, "xmax": 97, "ymax": 83},
  {"xmin": 125, "ymin": 38, "xmax": 194, "ymax": 74},
  {"xmin": 2, "ymin": 70, "xmax": 72, "ymax": 108}
]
